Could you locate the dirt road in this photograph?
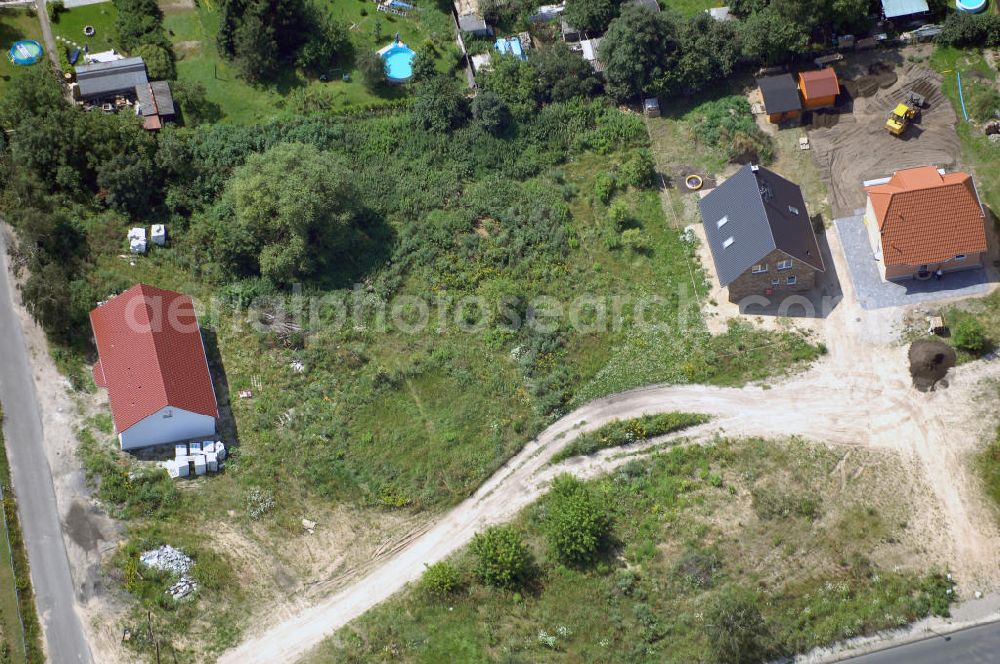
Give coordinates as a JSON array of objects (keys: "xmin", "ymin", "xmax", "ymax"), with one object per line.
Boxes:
[{"xmin": 220, "ymin": 230, "xmax": 1000, "ymax": 664}]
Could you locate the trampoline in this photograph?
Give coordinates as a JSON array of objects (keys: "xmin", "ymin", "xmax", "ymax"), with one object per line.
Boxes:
[{"xmin": 8, "ymin": 40, "xmax": 44, "ymax": 66}]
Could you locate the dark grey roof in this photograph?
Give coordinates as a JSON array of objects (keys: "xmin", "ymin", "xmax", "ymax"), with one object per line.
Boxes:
[
  {"xmin": 699, "ymin": 164, "xmax": 824, "ymax": 286},
  {"xmin": 458, "ymin": 14, "xmax": 489, "ymax": 33},
  {"xmin": 76, "ymin": 56, "xmax": 148, "ymax": 99},
  {"xmin": 134, "ymin": 81, "xmax": 175, "ymax": 117},
  {"xmin": 757, "ymin": 73, "xmax": 801, "ymax": 114}
]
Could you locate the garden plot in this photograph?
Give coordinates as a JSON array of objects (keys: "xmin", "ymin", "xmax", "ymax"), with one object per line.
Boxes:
[{"xmin": 809, "ymin": 64, "xmax": 962, "ymax": 217}]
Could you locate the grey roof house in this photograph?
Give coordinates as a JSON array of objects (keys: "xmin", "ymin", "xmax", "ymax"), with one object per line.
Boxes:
[
  {"xmin": 881, "ymin": 0, "xmax": 929, "ymax": 20},
  {"xmin": 135, "ymin": 81, "xmax": 176, "ymax": 130},
  {"xmin": 698, "ymin": 164, "xmax": 824, "ymax": 302},
  {"xmin": 75, "ymin": 57, "xmax": 149, "ymax": 99}
]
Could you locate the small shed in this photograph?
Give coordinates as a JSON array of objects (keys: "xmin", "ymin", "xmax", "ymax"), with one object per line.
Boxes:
[
  {"xmin": 471, "ymin": 52, "xmax": 492, "ymax": 73},
  {"xmin": 643, "ymin": 97, "xmax": 660, "ymax": 117},
  {"xmin": 151, "ymin": 224, "xmax": 167, "ymax": 246},
  {"xmin": 798, "ymin": 67, "xmax": 840, "ymax": 110},
  {"xmin": 757, "ymin": 74, "xmax": 802, "ymax": 124},
  {"xmin": 560, "ymin": 18, "xmax": 580, "ymax": 42},
  {"xmin": 580, "ymin": 38, "xmax": 605, "ymax": 76},
  {"xmin": 707, "ymin": 6, "xmax": 733, "ymax": 20}
]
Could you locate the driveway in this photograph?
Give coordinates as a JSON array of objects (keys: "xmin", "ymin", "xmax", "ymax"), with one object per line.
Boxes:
[
  {"xmin": 833, "ymin": 214, "xmax": 990, "ymax": 310},
  {"xmin": 0, "ymin": 233, "xmax": 92, "ymax": 663}
]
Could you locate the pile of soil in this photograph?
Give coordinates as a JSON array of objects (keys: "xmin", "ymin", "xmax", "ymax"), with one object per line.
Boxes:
[
  {"xmin": 909, "ymin": 340, "xmax": 956, "ymax": 392},
  {"xmin": 809, "ymin": 110, "xmax": 841, "ymax": 129},
  {"xmin": 842, "ymin": 63, "xmax": 899, "ymax": 99}
]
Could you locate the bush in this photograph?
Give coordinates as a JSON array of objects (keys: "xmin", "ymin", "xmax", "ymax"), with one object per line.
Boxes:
[
  {"xmin": 688, "ymin": 96, "xmax": 775, "ymax": 165},
  {"xmin": 471, "ymin": 90, "xmax": 511, "ymax": 135},
  {"xmin": 607, "ymin": 199, "xmax": 633, "ymax": 232},
  {"xmin": 420, "ymin": 561, "xmax": 461, "ymax": 597},
  {"xmin": 552, "ymin": 413, "xmax": 709, "ymax": 463},
  {"xmin": 356, "ymin": 50, "xmax": 386, "ymax": 89},
  {"xmin": 939, "ymin": 12, "xmax": 1000, "ymax": 48},
  {"xmin": 543, "ymin": 475, "xmax": 612, "ymax": 565},
  {"xmin": 705, "ymin": 586, "xmax": 771, "ymax": 664},
  {"xmin": 953, "ymin": 318, "xmax": 988, "ymax": 355},
  {"xmin": 594, "ymin": 171, "xmax": 616, "ymax": 204},
  {"xmin": 621, "ymin": 228, "xmax": 650, "ymax": 254},
  {"xmin": 965, "ymin": 81, "xmax": 1000, "ymax": 123},
  {"xmin": 135, "ymin": 43, "xmax": 176, "ymax": 80},
  {"xmin": 470, "ymin": 525, "xmax": 533, "ymax": 589},
  {"xmin": 620, "ymin": 149, "xmax": 657, "ymax": 189}
]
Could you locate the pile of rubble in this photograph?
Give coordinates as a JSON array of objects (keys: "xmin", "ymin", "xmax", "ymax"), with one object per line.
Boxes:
[
  {"xmin": 158, "ymin": 440, "xmax": 227, "ymax": 479},
  {"xmin": 140, "ymin": 545, "xmax": 199, "ymax": 601},
  {"xmin": 140, "ymin": 545, "xmax": 193, "ymax": 574}
]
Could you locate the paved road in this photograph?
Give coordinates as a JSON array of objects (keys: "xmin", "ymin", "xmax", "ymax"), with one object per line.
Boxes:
[
  {"xmin": 843, "ymin": 621, "xmax": 1000, "ymax": 663},
  {"xmin": 0, "ymin": 233, "xmax": 92, "ymax": 663}
]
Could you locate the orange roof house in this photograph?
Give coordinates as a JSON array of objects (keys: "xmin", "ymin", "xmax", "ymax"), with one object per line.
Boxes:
[
  {"xmin": 798, "ymin": 68, "xmax": 839, "ymax": 110},
  {"xmin": 863, "ymin": 166, "xmax": 987, "ymax": 281},
  {"xmin": 91, "ymin": 284, "xmax": 218, "ymax": 450}
]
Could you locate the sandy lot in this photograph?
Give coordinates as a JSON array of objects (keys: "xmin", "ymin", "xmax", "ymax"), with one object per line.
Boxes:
[{"xmin": 809, "ymin": 63, "xmax": 962, "ymax": 217}]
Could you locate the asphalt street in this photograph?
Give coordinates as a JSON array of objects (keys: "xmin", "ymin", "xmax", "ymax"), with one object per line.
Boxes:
[
  {"xmin": 844, "ymin": 621, "xmax": 1000, "ymax": 663},
  {"xmin": 0, "ymin": 233, "xmax": 92, "ymax": 663}
]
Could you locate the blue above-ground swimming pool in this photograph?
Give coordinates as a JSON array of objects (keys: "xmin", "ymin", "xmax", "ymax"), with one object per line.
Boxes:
[
  {"xmin": 381, "ymin": 43, "xmax": 416, "ymax": 82},
  {"xmin": 956, "ymin": 0, "xmax": 988, "ymax": 11},
  {"xmin": 8, "ymin": 40, "xmax": 44, "ymax": 66}
]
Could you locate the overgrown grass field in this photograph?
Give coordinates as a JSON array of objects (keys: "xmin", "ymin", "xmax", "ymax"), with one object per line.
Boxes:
[{"xmin": 310, "ymin": 437, "xmax": 952, "ymax": 663}]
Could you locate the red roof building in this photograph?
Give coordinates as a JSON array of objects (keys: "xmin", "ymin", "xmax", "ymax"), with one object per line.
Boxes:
[
  {"xmin": 864, "ymin": 166, "xmax": 987, "ymax": 281},
  {"xmin": 90, "ymin": 284, "xmax": 218, "ymax": 450},
  {"xmin": 798, "ymin": 67, "xmax": 839, "ymax": 110}
]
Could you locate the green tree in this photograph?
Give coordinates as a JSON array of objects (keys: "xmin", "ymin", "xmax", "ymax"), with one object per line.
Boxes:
[
  {"xmin": 356, "ymin": 50, "xmax": 386, "ymax": 89},
  {"xmin": 739, "ymin": 7, "xmax": 809, "ymax": 65},
  {"xmin": 206, "ymin": 142, "xmax": 363, "ymax": 283},
  {"xmin": 217, "ymin": 0, "xmax": 308, "ymax": 80},
  {"xmin": 600, "ymin": 6, "xmax": 679, "ymax": 101},
  {"xmin": 620, "ymin": 148, "xmax": 657, "ymax": 189},
  {"xmin": 564, "ymin": 0, "xmax": 621, "ymax": 34},
  {"xmin": 705, "ymin": 587, "xmax": 771, "ymax": 664},
  {"xmin": 470, "ymin": 525, "xmax": 533, "ymax": 589},
  {"xmin": 668, "ymin": 13, "xmax": 740, "ymax": 94},
  {"xmin": 420, "ymin": 561, "xmax": 461, "ymax": 597},
  {"xmin": 532, "ymin": 42, "xmax": 599, "ymax": 102},
  {"xmin": 135, "ymin": 43, "xmax": 176, "ymax": 80},
  {"xmin": 543, "ymin": 475, "xmax": 612, "ymax": 565},
  {"xmin": 409, "ymin": 50, "xmax": 438, "ymax": 83},
  {"xmin": 478, "ymin": 55, "xmax": 538, "ymax": 119},
  {"xmin": 953, "ymin": 318, "xmax": 989, "ymax": 355},
  {"xmin": 413, "ymin": 75, "xmax": 468, "ymax": 133},
  {"xmin": 297, "ymin": 6, "xmax": 349, "ymax": 74},
  {"xmin": 471, "ymin": 90, "xmax": 511, "ymax": 135},
  {"xmin": 97, "ymin": 152, "xmax": 157, "ymax": 216},
  {"xmin": 0, "ymin": 65, "xmax": 65, "ymax": 129}
]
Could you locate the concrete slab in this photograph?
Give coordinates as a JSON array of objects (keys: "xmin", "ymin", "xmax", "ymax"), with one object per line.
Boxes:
[{"xmin": 833, "ymin": 214, "xmax": 989, "ymax": 310}]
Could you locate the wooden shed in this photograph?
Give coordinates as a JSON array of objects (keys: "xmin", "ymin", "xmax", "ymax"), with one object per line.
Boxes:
[{"xmin": 798, "ymin": 67, "xmax": 840, "ymax": 110}]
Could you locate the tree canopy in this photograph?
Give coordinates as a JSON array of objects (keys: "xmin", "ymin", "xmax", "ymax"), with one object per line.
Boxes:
[
  {"xmin": 564, "ymin": 0, "xmax": 621, "ymax": 35},
  {"xmin": 600, "ymin": 6, "xmax": 679, "ymax": 100},
  {"xmin": 202, "ymin": 142, "xmax": 364, "ymax": 283}
]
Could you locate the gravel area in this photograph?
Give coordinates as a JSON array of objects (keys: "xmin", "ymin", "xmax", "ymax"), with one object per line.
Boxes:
[{"xmin": 833, "ymin": 214, "xmax": 989, "ymax": 310}]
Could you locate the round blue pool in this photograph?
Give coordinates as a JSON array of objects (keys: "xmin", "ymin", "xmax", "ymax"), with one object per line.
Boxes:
[
  {"xmin": 956, "ymin": 0, "xmax": 987, "ymax": 12},
  {"xmin": 381, "ymin": 44, "xmax": 416, "ymax": 83},
  {"xmin": 8, "ymin": 40, "xmax": 44, "ymax": 66}
]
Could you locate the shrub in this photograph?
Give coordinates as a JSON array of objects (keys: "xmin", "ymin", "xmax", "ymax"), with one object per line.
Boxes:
[
  {"xmin": 356, "ymin": 49, "xmax": 386, "ymax": 89},
  {"xmin": 594, "ymin": 171, "xmax": 616, "ymax": 204},
  {"xmin": 953, "ymin": 318, "xmax": 988, "ymax": 355},
  {"xmin": 470, "ymin": 525, "xmax": 533, "ymax": 589},
  {"xmin": 674, "ymin": 546, "xmax": 721, "ymax": 589},
  {"xmin": 620, "ymin": 149, "xmax": 657, "ymax": 189},
  {"xmin": 607, "ymin": 199, "xmax": 634, "ymax": 232},
  {"xmin": 688, "ymin": 96, "xmax": 774, "ymax": 164},
  {"xmin": 705, "ymin": 586, "xmax": 771, "ymax": 664},
  {"xmin": 471, "ymin": 90, "xmax": 511, "ymax": 135},
  {"xmin": 420, "ymin": 561, "xmax": 461, "ymax": 597},
  {"xmin": 621, "ymin": 228, "xmax": 650, "ymax": 254},
  {"xmin": 543, "ymin": 475, "xmax": 612, "ymax": 565},
  {"xmin": 135, "ymin": 43, "xmax": 176, "ymax": 80}
]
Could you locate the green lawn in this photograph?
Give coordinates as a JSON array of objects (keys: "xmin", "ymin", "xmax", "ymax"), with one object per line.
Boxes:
[
  {"xmin": 0, "ymin": 8, "xmax": 43, "ymax": 97},
  {"xmin": 311, "ymin": 437, "xmax": 953, "ymax": 663},
  {"xmin": 661, "ymin": 0, "xmax": 720, "ymax": 16},
  {"xmin": 50, "ymin": 2, "xmax": 119, "ymax": 68},
  {"xmin": 163, "ymin": 0, "xmax": 461, "ymax": 123}
]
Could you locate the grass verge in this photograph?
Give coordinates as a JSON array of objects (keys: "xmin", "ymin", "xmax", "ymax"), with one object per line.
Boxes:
[{"xmin": 551, "ymin": 412, "xmax": 709, "ymax": 463}]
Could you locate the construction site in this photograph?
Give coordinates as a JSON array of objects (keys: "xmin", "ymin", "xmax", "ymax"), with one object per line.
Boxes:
[{"xmin": 809, "ymin": 61, "xmax": 962, "ymax": 217}]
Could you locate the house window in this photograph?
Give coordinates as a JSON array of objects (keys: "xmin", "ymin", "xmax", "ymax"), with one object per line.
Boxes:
[
  {"xmin": 777, "ymin": 259, "xmax": 793, "ymax": 270},
  {"xmin": 788, "ymin": 205, "xmax": 800, "ymax": 215},
  {"xmin": 163, "ymin": 409, "xmax": 173, "ymax": 419},
  {"xmin": 751, "ymin": 264, "xmax": 768, "ymax": 274},
  {"xmin": 787, "ymin": 276, "xmax": 797, "ymax": 285},
  {"xmin": 722, "ymin": 237, "xmax": 734, "ymax": 249},
  {"xmin": 771, "ymin": 279, "xmax": 780, "ymax": 286},
  {"xmin": 717, "ymin": 216, "xmax": 728, "ymax": 228},
  {"xmin": 954, "ymin": 254, "xmax": 966, "ymax": 261}
]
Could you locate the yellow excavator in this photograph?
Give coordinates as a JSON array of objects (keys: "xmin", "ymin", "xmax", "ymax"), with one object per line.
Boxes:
[{"xmin": 886, "ymin": 91, "xmax": 925, "ymax": 136}]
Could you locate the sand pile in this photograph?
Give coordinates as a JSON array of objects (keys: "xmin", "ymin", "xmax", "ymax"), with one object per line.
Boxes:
[{"xmin": 909, "ymin": 340, "xmax": 956, "ymax": 392}]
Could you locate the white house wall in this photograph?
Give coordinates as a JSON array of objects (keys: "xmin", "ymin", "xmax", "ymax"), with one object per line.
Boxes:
[{"xmin": 118, "ymin": 406, "xmax": 216, "ymax": 450}]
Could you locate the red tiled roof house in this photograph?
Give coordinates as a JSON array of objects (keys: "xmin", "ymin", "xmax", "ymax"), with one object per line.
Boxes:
[
  {"xmin": 798, "ymin": 67, "xmax": 839, "ymax": 110},
  {"xmin": 90, "ymin": 284, "xmax": 218, "ymax": 450},
  {"xmin": 863, "ymin": 166, "xmax": 987, "ymax": 281}
]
